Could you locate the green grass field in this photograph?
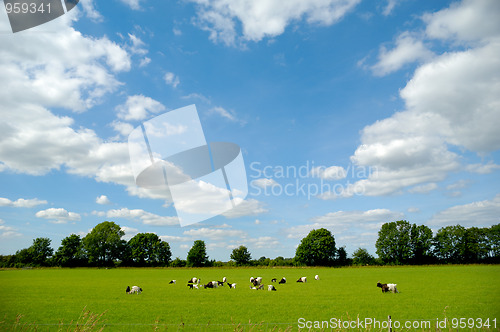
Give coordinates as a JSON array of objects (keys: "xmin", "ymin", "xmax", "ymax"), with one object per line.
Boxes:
[{"xmin": 0, "ymin": 265, "xmax": 499, "ymax": 331}]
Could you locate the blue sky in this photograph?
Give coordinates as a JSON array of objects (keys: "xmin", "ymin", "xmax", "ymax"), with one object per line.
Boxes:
[{"xmin": 1, "ymin": 0, "xmax": 499, "ymax": 260}]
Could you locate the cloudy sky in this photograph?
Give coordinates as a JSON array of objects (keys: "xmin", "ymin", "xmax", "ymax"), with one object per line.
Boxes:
[{"xmin": 0, "ymin": 0, "xmax": 499, "ymax": 260}]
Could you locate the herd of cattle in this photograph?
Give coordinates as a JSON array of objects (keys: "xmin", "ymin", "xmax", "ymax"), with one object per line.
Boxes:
[{"xmin": 126, "ymin": 276, "xmax": 399, "ymax": 294}]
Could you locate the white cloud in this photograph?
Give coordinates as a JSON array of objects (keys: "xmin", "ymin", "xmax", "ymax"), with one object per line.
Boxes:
[
  {"xmin": 221, "ymin": 199, "xmax": 268, "ymax": 218},
  {"xmin": 446, "ymin": 179, "xmax": 471, "ymax": 191},
  {"xmin": 0, "ymin": 11, "xmax": 132, "ymax": 178},
  {"xmin": 423, "ymin": 0, "xmax": 500, "ymax": 42},
  {"xmin": 0, "ymin": 197, "xmax": 47, "ymax": 208},
  {"xmin": 429, "ymin": 194, "xmax": 500, "ymax": 227},
  {"xmin": 128, "ymin": 34, "xmax": 147, "ymax": 55},
  {"xmin": 164, "ymin": 72, "xmax": 180, "ymax": 88},
  {"xmin": 251, "ymin": 178, "xmax": 279, "ymax": 189},
  {"xmin": 35, "ymin": 208, "xmax": 81, "ymax": 224},
  {"xmin": 310, "ymin": 166, "xmax": 347, "ymax": 180},
  {"xmin": 0, "ymin": 220, "xmax": 22, "ymax": 239},
  {"xmin": 118, "ymin": 0, "xmax": 142, "ymax": 10},
  {"xmin": 382, "ymin": 0, "xmax": 401, "ymax": 16},
  {"xmin": 121, "ymin": 226, "xmax": 139, "ymax": 240},
  {"xmin": 183, "ymin": 227, "xmax": 246, "ymax": 240},
  {"xmin": 408, "ymin": 183, "xmax": 437, "ymax": 194},
  {"xmin": 80, "ymin": 0, "xmax": 103, "ymax": 22},
  {"xmin": 343, "ymin": 0, "xmax": 500, "ymax": 197},
  {"xmin": 111, "ymin": 121, "xmax": 135, "ymax": 136},
  {"xmin": 209, "ymin": 106, "xmax": 237, "ymax": 121},
  {"xmin": 105, "ymin": 208, "xmax": 178, "ymax": 226},
  {"xmin": 96, "ymin": 195, "xmax": 111, "ymax": 205},
  {"xmin": 159, "ymin": 235, "xmax": 191, "ymax": 242},
  {"xmin": 190, "ymin": 0, "xmax": 361, "ymax": 45},
  {"xmin": 466, "ymin": 162, "xmax": 500, "ymax": 174},
  {"xmin": 116, "ymin": 95, "xmax": 166, "ymax": 121},
  {"xmin": 371, "ymin": 31, "xmax": 434, "ymax": 76}
]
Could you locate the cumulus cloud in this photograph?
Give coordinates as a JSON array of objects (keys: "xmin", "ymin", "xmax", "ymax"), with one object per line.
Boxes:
[
  {"xmin": 221, "ymin": 199, "xmax": 268, "ymax": 218},
  {"xmin": 423, "ymin": 0, "xmax": 500, "ymax": 42},
  {"xmin": 0, "ymin": 9, "xmax": 132, "ymax": 179},
  {"xmin": 429, "ymin": 194, "xmax": 500, "ymax": 227},
  {"xmin": 35, "ymin": 208, "xmax": 81, "ymax": 224},
  {"xmin": 310, "ymin": 166, "xmax": 347, "ymax": 180},
  {"xmin": 164, "ymin": 72, "xmax": 180, "ymax": 88},
  {"xmin": 332, "ymin": 0, "xmax": 500, "ymax": 198},
  {"xmin": 96, "ymin": 195, "xmax": 111, "ymax": 205},
  {"xmin": 0, "ymin": 220, "xmax": 22, "ymax": 239},
  {"xmin": 251, "ymin": 178, "xmax": 280, "ymax": 189},
  {"xmin": 104, "ymin": 208, "xmax": 178, "ymax": 226},
  {"xmin": 371, "ymin": 31, "xmax": 434, "ymax": 76},
  {"xmin": 118, "ymin": 0, "xmax": 143, "ymax": 10},
  {"xmin": 190, "ymin": 0, "xmax": 361, "ymax": 45},
  {"xmin": 0, "ymin": 197, "xmax": 47, "ymax": 208},
  {"xmin": 116, "ymin": 95, "xmax": 166, "ymax": 121},
  {"xmin": 183, "ymin": 227, "xmax": 246, "ymax": 240}
]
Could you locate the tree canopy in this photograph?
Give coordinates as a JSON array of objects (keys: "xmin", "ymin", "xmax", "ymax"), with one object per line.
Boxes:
[
  {"xmin": 186, "ymin": 240, "xmax": 209, "ymax": 267},
  {"xmin": 294, "ymin": 228, "xmax": 336, "ymax": 266},
  {"xmin": 230, "ymin": 245, "xmax": 252, "ymax": 266},
  {"xmin": 127, "ymin": 233, "xmax": 172, "ymax": 266},
  {"xmin": 83, "ymin": 221, "xmax": 125, "ymax": 266}
]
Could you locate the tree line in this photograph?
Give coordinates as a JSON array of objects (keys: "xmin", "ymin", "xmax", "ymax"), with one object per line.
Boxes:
[{"xmin": 0, "ymin": 220, "xmax": 498, "ymax": 268}]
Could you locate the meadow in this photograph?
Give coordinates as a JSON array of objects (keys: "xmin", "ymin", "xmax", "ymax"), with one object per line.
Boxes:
[{"xmin": 0, "ymin": 265, "xmax": 499, "ymax": 331}]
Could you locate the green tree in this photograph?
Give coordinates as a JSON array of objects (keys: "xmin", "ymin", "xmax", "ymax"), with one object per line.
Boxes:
[
  {"xmin": 128, "ymin": 233, "xmax": 171, "ymax": 266},
  {"xmin": 186, "ymin": 240, "xmax": 209, "ymax": 267},
  {"xmin": 463, "ymin": 227, "xmax": 489, "ymax": 263},
  {"xmin": 335, "ymin": 246, "xmax": 349, "ymax": 266},
  {"xmin": 352, "ymin": 248, "xmax": 375, "ymax": 266},
  {"xmin": 230, "ymin": 245, "xmax": 252, "ymax": 266},
  {"xmin": 487, "ymin": 223, "xmax": 500, "ymax": 260},
  {"xmin": 54, "ymin": 234, "xmax": 85, "ymax": 267},
  {"xmin": 294, "ymin": 228, "xmax": 336, "ymax": 266},
  {"xmin": 433, "ymin": 225, "xmax": 466, "ymax": 263},
  {"xmin": 409, "ymin": 224, "xmax": 434, "ymax": 264},
  {"xmin": 83, "ymin": 221, "xmax": 125, "ymax": 266},
  {"xmin": 376, "ymin": 220, "xmax": 413, "ymax": 265},
  {"xmin": 29, "ymin": 237, "xmax": 53, "ymax": 266},
  {"xmin": 14, "ymin": 248, "xmax": 32, "ymax": 267}
]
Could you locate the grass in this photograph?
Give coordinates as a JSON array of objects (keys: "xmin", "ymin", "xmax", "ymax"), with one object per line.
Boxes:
[{"xmin": 0, "ymin": 265, "xmax": 499, "ymax": 331}]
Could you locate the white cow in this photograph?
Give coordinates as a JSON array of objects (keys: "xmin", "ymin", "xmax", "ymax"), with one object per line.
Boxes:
[{"xmin": 126, "ymin": 286, "xmax": 142, "ymax": 294}]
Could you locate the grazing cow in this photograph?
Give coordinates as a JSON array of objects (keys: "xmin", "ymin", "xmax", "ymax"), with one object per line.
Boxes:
[
  {"xmin": 387, "ymin": 283, "xmax": 399, "ymax": 293},
  {"xmin": 227, "ymin": 283, "xmax": 236, "ymax": 289},
  {"xmin": 188, "ymin": 284, "xmax": 201, "ymax": 289},
  {"xmin": 315, "ymin": 275, "xmax": 319, "ymax": 280},
  {"xmin": 217, "ymin": 281, "xmax": 225, "ymax": 286},
  {"xmin": 188, "ymin": 277, "xmax": 199, "ymax": 284},
  {"xmin": 126, "ymin": 286, "xmax": 142, "ymax": 294},
  {"xmin": 271, "ymin": 278, "xmax": 277, "ymax": 282},
  {"xmin": 296, "ymin": 277, "xmax": 307, "ymax": 283},
  {"xmin": 169, "ymin": 280, "xmax": 176, "ymax": 284},
  {"xmin": 204, "ymin": 281, "xmax": 215, "ymax": 288},
  {"xmin": 251, "ymin": 277, "xmax": 263, "ymax": 287},
  {"xmin": 268, "ymin": 285, "xmax": 277, "ymax": 291},
  {"xmin": 376, "ymin": 281, "xmax": 398, "ymax": 293},
  {"xmin": 278, "ymin": 277, "xmax": 286, "ymax": 284}
]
